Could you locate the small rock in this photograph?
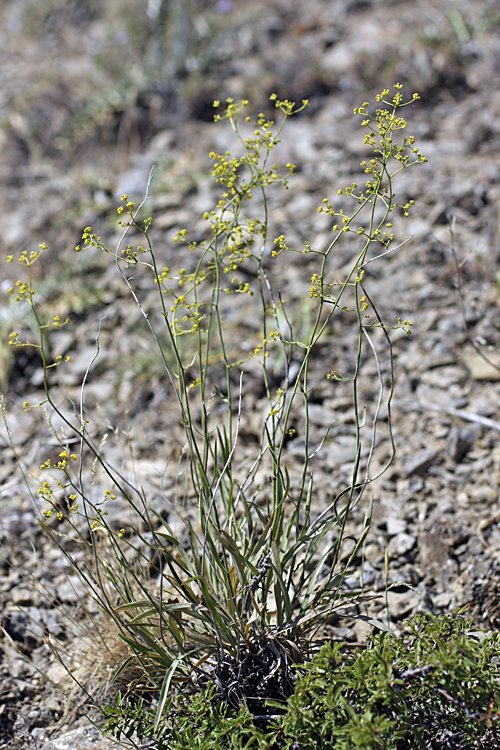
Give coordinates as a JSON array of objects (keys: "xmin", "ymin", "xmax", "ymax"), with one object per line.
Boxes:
[
  {"xmin": 402, "ymin": 449, "xmax": 438, "ymax": 478},
  {"xmin": 433, "ymin": 592, "xmax": 453, "ymax": 609},
  {"xmin": 45, "ymin": 662, "xmax": 68, "ymax": 685},
  {"xmin": 448, "ymin": 396, "xmax": 468, "ymax": 409},
  {"xmin": 463, "ymin": 350, "xmax": 500, "ymax": 380},
  {"xmin": 408, "ymin": 476, "xmax": 425, "ymax": 493},
  {"xmin": 113, "ymin": 156, "xmax": 154, "ymax": 203},
  {"xmin": 386, "ymin": 517, "xmax": 406, "ymax": 536},
  {"xmin": 344, "ymin": 574, "xmax": 359, "ymax": 589},
  {"xmin": 152, "ymin": 191, "xmax": 182, "ymax": 211},
  {"xmin": 414, "ymin": 583, "xmax": 434, "ymax": 614},
  {"xmin": 40, "ymin": 725, "xmax": 123, "ymax": 750},
  {"xmin": 351, "ymin": 618, "xmax": 375, "ymax": 643},
  {"xmin": 306, "ymin": 403, "xmax": 337, "ymax": 427},
  {"xmin": 360, "ymin": 561, "xmax": 377, "ymax": 587},
  {"xmin": 56, "ymin": 575, "xmax": 87, "ymax": 604},
  {"xmin": 385, "ymin": 590, "xmax": 420, "ymax": 620},
  {"xmin": 447, "ymin": 427, "xmax": 477, "ymax": 462},
  {"xmin": 362, "ymin": 542, "xmax": 382, "ymax": 563},
  {"xmin": 10, "ymin": 586, "xmax": 37, "ymax": 606},
  {"xmin": 345, "ymin": 561, "xmax": 377, "ymax": 589},
  {"xmin": 319, "ymin": 435, "xmax": 360, "ymax": 466},
  {"xmin": 41, "ymin": 607, "xmax": 66, "ymax": 638},
  {"xmin": 66, "ymin": 345, "xmax": 105, "ymax": 379},
  {"xmin": 469, "ymin": 397, "xmax": 497, "ymax": 417},
  {"xmin": 388, "ymin": 532, "xmax": 416, "ymax": 557},
  {"xmin": 471, "ymin": 485, "xmax": 498, "ymax": 503},
  {"xmin": 328, "ymin": 626, "xmax": 355, "ymax": 640}
]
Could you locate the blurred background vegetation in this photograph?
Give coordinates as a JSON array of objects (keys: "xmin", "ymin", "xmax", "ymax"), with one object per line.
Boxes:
[
  {"xmin": 3, "ymin": 0, "xmax": 498, "ymax": 162},
  {"xmin": 0, "ymin": 0, "xmax": 499, "ymax": 392}
]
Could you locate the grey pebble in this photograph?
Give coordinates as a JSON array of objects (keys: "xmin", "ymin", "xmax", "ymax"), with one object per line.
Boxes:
[{"xmin": 402, "ymin": 449, "xmax": 438, "ymax": 478}]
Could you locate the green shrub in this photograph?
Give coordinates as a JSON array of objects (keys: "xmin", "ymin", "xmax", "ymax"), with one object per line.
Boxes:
[
  {"xmin": 6, "ymin": 86, "xmax": 425, "ymax": 729},
  {"xmin": 103, "ymin": 613, "xmax": 500, "ymax": 749},
  {"xmin": 281, "ymin": 612, "xmax": 500, "ymax": 750}
]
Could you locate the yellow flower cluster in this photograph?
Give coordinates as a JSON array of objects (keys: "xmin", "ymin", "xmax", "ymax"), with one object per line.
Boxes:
[
  {"xmin": 75, "ymin": 226, "xmax": 104, "ymax": 252},
  {"xmin": 314, "ymin": 85, "xmax": 426, "ymax": 255},
  {"xmin": 309, "ymin": 274, "xmax": 322, "ymax": 298},
  {"xmin": 40, "ymin": 450, "xmax": 78, "ymax": 472}
]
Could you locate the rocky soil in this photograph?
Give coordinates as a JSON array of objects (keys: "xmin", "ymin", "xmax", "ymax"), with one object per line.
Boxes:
[{"xmin": 1, "ymin": 0, "xmax": 500, "ymax": 747}]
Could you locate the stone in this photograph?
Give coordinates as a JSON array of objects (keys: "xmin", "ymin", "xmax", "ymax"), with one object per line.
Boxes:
[
  {"xmin": 351, "ymin": 618, "xmax": 375, "ymax": 643},
  {"xmin": 402, "ymin": 449, "xmax": 438, "ymax": 478},
  {"xmin": 45, "ymin": 662, "xmax": 68, "ymax": 685},
  {"xmin": 432, "ymin": 592, "xmax": 453, "ymax": 610},
  {"xmin": 386, "ymin": 516, "xmax": 406, "ymax": 536},
  {"xmin": 360, "ymin": 561, "xmax": 377, "ymax": 587},
  {"xmin": 447, "ymin": 427, "xmax": 477, "ymax": 463},
  {"xmin": 387, "ymin": 532, "xmax": 416, "ymax": 557},
  {"xmin": 10, "ymin": 586, "xmax": 37, "ymax": 606},
  {"xmin": 306, "ymin": 403, "xmax": 337, "ymax": 427},
  {"xmin": 362, "ymin": 542, "xmax": 382, "ymax": 563},
  {"xmin": 40, "ymin": 725, "xmax": 123, "ymax": 750},
  {"xmin": 463, "ymin": 351, "xmax": 500, "ymax": 380},
  {"xmin": 345, "ymin": 561, "xmax": 377, "ymax": 589},
  {"xmin": 408, "ymin": 476, "xmax": 425, "ymax": 493},
  {"xmin": 471, "ymin": 485, "xmax": 498, "ymax": 503},
  {"xmin": 317, "ymin": 435, "xmax": 360, "ymax": 467},
  {"xmin": 56, "ymin": 575, "xmax": 87, "ymax": 604},
  {"xmin": 469, "ymin": 397, "xmax": 498, "ymax": 417},
  {"xmin": 385, "ymin": 591, "xmax": 420, "ymax": 620}
]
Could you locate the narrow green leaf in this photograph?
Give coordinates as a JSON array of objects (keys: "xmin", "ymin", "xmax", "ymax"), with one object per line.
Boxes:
[{"xmin": 154, "ymin": 658, "xmax": 182, "ymax": 732}]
